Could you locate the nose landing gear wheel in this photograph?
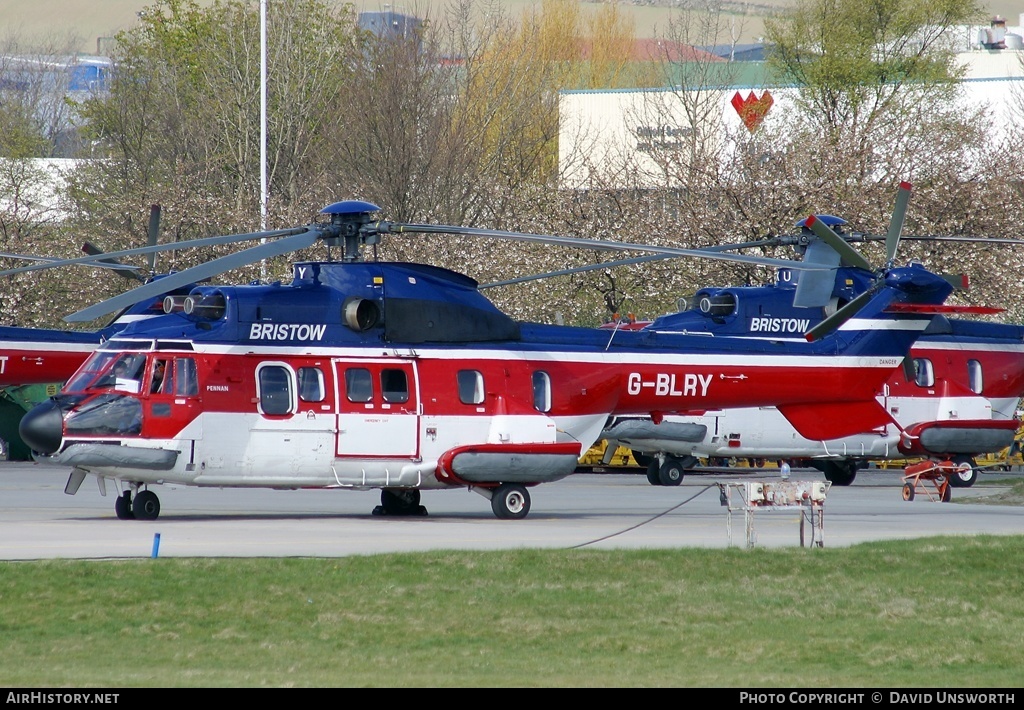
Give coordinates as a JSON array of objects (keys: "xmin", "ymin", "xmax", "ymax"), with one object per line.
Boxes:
[{"xmin": 491, "ymin": 483, "xmax": 531, "ymax": 520}]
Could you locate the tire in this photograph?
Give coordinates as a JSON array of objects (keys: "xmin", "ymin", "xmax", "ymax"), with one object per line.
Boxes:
[
  {"xmin": 948, "ymin": 456, "xmax": 978, "ymax": 488},
  {"xmin": 491, "ymin": 483, "xmax": 531, "ymax": 520},
  {"xmin": 380, "ymin": 488, "xmax": 422, "ymax": 515},
  {"xmin": 941, "ymin": 483, "xmax": 952, "ymax": 503},
  {"xmin": 658, "ymin": 458, "xmax": 685, "ymax": 486},
  {"xmin": 821, "ymin": 460, "xmax": 858, "ymax": 486},
  {"xmin": 133, "ymin": 490, "xmax": 161, "ymax": 520},
  {"xmin": 902, "ymin": 483, "xmax": 915, "ymax": 501},
  {"xmin": 114, "ymin": 491, "xmax": 134, "ymax": 520},
  {"xmin": 646, "ymin": 459, "xmax": 661, "ymax": 486}
]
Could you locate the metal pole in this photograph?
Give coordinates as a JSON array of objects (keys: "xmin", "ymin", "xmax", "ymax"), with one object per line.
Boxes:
[{"xmin": 259, "ymin": 0, "xmax": 268, "ymax": 280}]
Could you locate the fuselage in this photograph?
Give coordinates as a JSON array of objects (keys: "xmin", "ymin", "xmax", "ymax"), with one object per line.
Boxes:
[
  {"xmin": 607, "ymin": 272, "xmax": 1024, "ymax": 466},
  {"xmin": 20, "ymin": 259, "xmax": 948, "ymax": 493}
]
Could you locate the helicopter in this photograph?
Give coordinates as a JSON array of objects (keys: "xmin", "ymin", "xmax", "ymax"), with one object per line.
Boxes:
[
  {"xmin": 16, "ymin": 197, "xmax": 958, "ymax": 520},
  {"xmin": 599, "ymin": 206, "xmax": 1024, "ymax": 488}
]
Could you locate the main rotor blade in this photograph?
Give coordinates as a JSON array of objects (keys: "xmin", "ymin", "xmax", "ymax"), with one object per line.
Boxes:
[
  {"xmin": 0, "ymin": 226, "xmax": 310, "ymax": 278},
  {"xmin": 65, "ymin": 228, "xmax": 320, "ymax": 323},
  {"xmin": 479, "ymin": 237, "xmax": 788, "ymax": 289},
  {"xmin": 81, "ymin": 242, "xmax": 145, "ymax": 281},
  {"xmin": 804, "ymin": 215, "xmax": 875, "ymax": 271},
  {"xmin": 885, "ymin": 181, "xmax": 912, "ymax": 264},
  {"xmin": 378, "ymin": 223, "xmax": 833, "ymax": 273},
  {"xmin": 0, "ymin": 250, "xmax": 143, "ymax": 275},
  {"xmin": 482, "ymin": 254, "xmax": 671, "ymax": 289},
  {"xmin": 900, "ymin": 235, "xmax": 1024, "ymax": 245},
  {"xmin": 803, "ymin": 289, "xmax": 874, "ymax": 342},
  {"xmin": 147, "ymin": 204, "xmax": 161, "ymax": 272}
]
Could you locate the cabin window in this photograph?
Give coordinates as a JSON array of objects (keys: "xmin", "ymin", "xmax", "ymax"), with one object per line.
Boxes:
[
  {"xmin": 175, "ymin": 357, "xmax": 199, "ymax": 396},
  {"xmin": 298, "ymin": 367, "xmax": 326, "ymax": 402},
  {"xmin": 457, "ymin": 370, "xmax": 484, "ymax": 405},
  {"xmin": 258, "ymin": 365, "xmax": 294, "ymax": 415},
  {"xmin": 381, "ymin": 368, "xmax": 409, "ymax": 403},
  {"xmin": 968, "ymin": 359, "xmax": 983, "ymax": 394},
  {"xmin": 533, "ymin": 370, "xmax": 551, "ymax": 412},
  {"xmin": 345, "ymin": 368, "xmax": 373, "ymax": 403},
  {"xmin": 912, "ymin": 358, "xmax": 934, "ymax": 388}
]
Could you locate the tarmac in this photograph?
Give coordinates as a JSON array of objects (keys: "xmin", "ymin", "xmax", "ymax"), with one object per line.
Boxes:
[{"xmin": 1, "ymin": 461, "xmax": 1022, "ymax": 560}]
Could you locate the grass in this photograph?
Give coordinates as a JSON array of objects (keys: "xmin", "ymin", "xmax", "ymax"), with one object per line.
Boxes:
[
  {"xmin": 967, "ymin": 478, "xmax": 1024, "ymax": 505},
  {"xmin": 2, "ymin": 536, "xmax": 1023, "ymax": 687}
]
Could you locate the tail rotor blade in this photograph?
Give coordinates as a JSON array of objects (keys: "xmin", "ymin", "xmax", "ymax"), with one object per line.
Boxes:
[
  {"xmin": 792, "ymin": 239, "xmax": 842, "ymax": 308},
  {"xmin": 885, "ymin": 182, "xmax": 912, "ymax": 264}
]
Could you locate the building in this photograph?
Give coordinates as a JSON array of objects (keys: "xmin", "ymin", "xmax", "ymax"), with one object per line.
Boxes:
[{"xmin": 559, "ymin": 16, "xmax": 1024, "ymax": 189}]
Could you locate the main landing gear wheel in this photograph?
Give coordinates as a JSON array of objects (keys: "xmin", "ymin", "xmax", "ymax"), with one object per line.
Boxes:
[
  {"xmin": 646, "ymin": 459, "xmax": 660, "ymax": 485},
  {"xmin": 373, "ymin": 488, "xmax": 427, "ymax": 516},
  {"xmin": 133, "ymin": 490, "xmax": 161, "ymax": 520},
  {"xmin": 491, "ymin": 483, "xmax": 531, "ymax": 520},
  {"xmin": 658, "ymin": 458, "xmax": 685, "ymax": 486},
  {"xmin": 948, "ymin": 456, "xmax": 978, "ymax": 488},
  {"xmin": 818, "ymin": 460, "xmax": 858, "ymax": 486},
  {"xmin": 647, "ymin": 455, "xmax": 695, "ymax": 486},
  {"xmin": 115, "ymin": 491, "xmax": 135, "ymax": 520}
]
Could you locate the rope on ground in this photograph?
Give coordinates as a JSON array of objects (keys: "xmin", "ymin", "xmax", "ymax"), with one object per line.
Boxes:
[{"xmin": 568, "ymin": 483, "xmax": 716, "ymax": 549}]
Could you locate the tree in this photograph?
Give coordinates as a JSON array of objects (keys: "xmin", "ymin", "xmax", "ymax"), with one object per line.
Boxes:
[
  {"xmin": 65, "ymin": 0, "xmax": 364, "ymax": 311},
  {"xmin": 765, "ymin": 0, "xmax": 985, "ymax": 142}
]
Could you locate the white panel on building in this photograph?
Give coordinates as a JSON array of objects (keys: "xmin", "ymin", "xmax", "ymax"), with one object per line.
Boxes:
[{"xmin": 559, "ymin": 49, "xmax": 1024, "ymax": 190}]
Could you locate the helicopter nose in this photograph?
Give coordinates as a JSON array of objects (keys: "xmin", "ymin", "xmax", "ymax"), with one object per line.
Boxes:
[{"xmin": 19, "ymin": 400, "xmax": 65, "ymax": 455}]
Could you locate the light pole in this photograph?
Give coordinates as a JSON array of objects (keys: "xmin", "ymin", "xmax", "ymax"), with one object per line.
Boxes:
[{"xmin": 260, "ymin": 0, "xmax": 268, "ymax": 279}]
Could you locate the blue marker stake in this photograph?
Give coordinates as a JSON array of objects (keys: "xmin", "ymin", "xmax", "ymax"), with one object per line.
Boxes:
[{"xmin": 152, "ymin": 532, "xmax": 161, "ymax": 558}]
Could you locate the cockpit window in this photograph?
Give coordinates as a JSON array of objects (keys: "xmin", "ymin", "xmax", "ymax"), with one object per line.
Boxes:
[
  {"xmin": 65, "ymin": 352, "xmax": 120, "ymax": 392},
  {"xmin": 65, "ymin": 353, "xmax": 148, "ymax": 393}
]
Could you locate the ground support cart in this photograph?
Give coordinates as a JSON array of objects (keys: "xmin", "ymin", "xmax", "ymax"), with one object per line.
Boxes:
[{"xmin": 900, "ymin": 459, "xmax": 959, "ymax": 502}]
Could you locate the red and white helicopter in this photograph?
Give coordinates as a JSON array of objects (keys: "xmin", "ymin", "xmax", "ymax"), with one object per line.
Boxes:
[
  {"xmin": 601, "ymin": 198, "xmax": 1024, "ymax": 488},
  {"xmin": 17, "ymin": 198, "xmax": 958, "ymax": 520}
]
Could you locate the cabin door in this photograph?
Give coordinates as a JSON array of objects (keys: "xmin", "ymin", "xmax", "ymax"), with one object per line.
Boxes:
[{"xmin": 333, "ymin": 359, "xmax": 420, "ymax": 458}]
